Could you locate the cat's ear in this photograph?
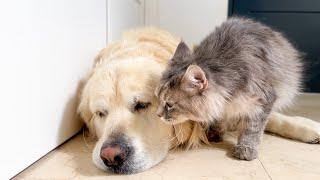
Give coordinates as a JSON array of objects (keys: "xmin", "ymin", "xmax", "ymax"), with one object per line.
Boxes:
[
  {"xmin": 172, "ymin": 41, "xmax": 191, "ymax": 60},
  {"xmin": 181, "ymin": 65, "xmax": 208, "ymax": 95}
]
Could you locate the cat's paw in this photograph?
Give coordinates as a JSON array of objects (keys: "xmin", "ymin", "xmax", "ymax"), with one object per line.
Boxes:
[
  {"xmin": 232, "ymin": 145, "xmax": 258, "ymax": 161},
  {"xmin": 206, "ymin": 123, "xmax": 225, "ymax": 142},
  {"xmin": 206, "ymin": 130, "xmax": 223, "ymax": 142}
]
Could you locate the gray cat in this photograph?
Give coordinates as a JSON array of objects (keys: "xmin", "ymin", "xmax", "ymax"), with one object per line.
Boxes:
[{"xmin": 155, "ymin": 17, "xmax": 302, "ymax": 160}]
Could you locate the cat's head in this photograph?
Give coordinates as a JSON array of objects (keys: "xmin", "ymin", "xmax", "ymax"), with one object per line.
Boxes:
[{"xmin": 155, "ymin": 41, "xmax": 210, "ymax": 124}]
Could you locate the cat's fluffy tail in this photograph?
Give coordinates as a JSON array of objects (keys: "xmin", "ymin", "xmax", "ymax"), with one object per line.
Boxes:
[{"xmin": 266, "ymin": 112, "xmax": 320, "ymax": 143}]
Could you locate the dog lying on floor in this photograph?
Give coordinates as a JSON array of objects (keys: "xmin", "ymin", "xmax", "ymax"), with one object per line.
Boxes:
[{"xmin": 78, "ymin": 27, "xmax": 320, "ymax": 174}]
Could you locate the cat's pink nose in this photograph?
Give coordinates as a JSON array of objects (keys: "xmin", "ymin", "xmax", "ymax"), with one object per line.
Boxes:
[{"xmin": 156, "ymin": 109, "xmax": 163, "ymax": 117}]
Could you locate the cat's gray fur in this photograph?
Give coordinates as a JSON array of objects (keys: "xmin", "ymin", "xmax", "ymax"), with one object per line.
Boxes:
[{"xmin": 156, "ymin": 17, "xmax": 302, "ymax": 160}]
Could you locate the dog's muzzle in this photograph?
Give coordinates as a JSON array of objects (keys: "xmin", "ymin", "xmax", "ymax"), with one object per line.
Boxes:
[{"xmin": 99, "ymin": 135, "xmax": 134, "ymax": 174}]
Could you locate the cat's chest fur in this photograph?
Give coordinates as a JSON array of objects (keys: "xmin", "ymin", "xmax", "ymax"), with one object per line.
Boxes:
[{"xmin": 205, "ymin": 90, "xmax": 263, "ymax": 131}]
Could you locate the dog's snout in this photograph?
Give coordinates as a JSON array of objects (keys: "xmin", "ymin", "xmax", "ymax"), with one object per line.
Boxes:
[{"xmin": 100, "ymin": 144, "xmax": 128, "ymax": 168}]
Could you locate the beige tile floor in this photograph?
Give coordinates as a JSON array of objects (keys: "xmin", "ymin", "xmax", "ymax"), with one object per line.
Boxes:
[{"xmin": 14, "ymin": 94, "xmax": 320, "ymax": 180}]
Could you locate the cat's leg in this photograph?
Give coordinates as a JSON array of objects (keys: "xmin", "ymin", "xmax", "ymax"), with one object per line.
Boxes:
[
  {"xmin": 232, "ymin": 107, "xmax": 270, "ymax": 161},
  {"xmin": 206, "ymin": 121, "xmax": 225, "ymax": 142}
]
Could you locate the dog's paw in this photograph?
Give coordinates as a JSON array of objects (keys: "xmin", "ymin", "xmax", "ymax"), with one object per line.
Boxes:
[
  {"xmin": 296, "ymin": 117, "xmax": 320, "ymax": 144},
  {"xmin": 306, "ymin": 125, "xmax": 320, "ymax": 144},
  {"xmin": 300, "ymin": 126, "xmax": 320, "ymax": 144},
  {"xmin": 308, "ymin": 136, "xmax": 320, "ymax": 144},
  {"xmin": 232, "ymin": 145, "xmax": 258, "ymax": 161}
]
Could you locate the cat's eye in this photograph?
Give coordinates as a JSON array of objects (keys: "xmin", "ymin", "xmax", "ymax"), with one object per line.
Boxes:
[
  {"xmin": 165, "ymin": 102, "xmax": 173, "ymax": 109},
  {"xmin": 134, "ymin": 102, "xmax": 151, "ymax": 111},
  {"xmin": 96, "ymin": 110, "xmax": 107, "ymax": 118}
]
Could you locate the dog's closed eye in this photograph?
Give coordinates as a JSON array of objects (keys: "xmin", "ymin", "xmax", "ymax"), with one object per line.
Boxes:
[
  {"xmin": 96, "ymin": 110, "xmax": 108, "ymax": 118},
  {"xmin": 134, "ymin": 102, "xmax": 151, "ymax": 111}
]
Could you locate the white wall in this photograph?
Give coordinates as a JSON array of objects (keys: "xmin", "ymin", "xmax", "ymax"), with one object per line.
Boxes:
[
  {"xmin": 145, "ymin": 0, "xmax": 228, "ymax": 44},
  {"xmin": 0, "ymin": 0, "xmax": 106, "ymax": 179},
  {"xmin": 0, "ymin": 0, "xmax": 226, "ymax": 178},
  {"xmin": 108, "ymin": 0, "xmax": 145, "ymax": 42}
]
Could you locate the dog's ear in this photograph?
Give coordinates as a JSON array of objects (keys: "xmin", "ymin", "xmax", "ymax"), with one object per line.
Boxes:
[
  {"xmin": 181, "ymin": 65, "xmax": 208, "ymax": 95},
  {"xmin": 171, "ymin": 41, "xmax": 190, "ymax": 63}
]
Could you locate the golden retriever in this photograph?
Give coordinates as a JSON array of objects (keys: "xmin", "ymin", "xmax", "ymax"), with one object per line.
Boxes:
[{"xmin": 78, "ymin": 27, "xmax": 320, "ymax": 174}]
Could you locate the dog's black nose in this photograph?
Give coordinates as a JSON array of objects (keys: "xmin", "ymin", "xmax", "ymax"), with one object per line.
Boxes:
[{"xmin": 100, "ymin": 143, "xmax": 128, "ymax": 168}]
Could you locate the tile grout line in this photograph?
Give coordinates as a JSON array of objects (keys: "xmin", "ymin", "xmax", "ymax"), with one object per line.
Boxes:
[{"xmin": 258, "ymin": 157, "xmax": 273, "ymax": 180}]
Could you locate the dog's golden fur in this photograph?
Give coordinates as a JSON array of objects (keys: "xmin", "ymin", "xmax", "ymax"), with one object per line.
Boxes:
[{"xmin": 78, "ymin": 27, "xmax": 320, "ymax": 173}]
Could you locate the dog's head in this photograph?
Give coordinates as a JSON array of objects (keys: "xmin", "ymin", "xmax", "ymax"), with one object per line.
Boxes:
[{"xmin": 78, "ymin": 57, "xmax": 173, "ymax": 174}]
